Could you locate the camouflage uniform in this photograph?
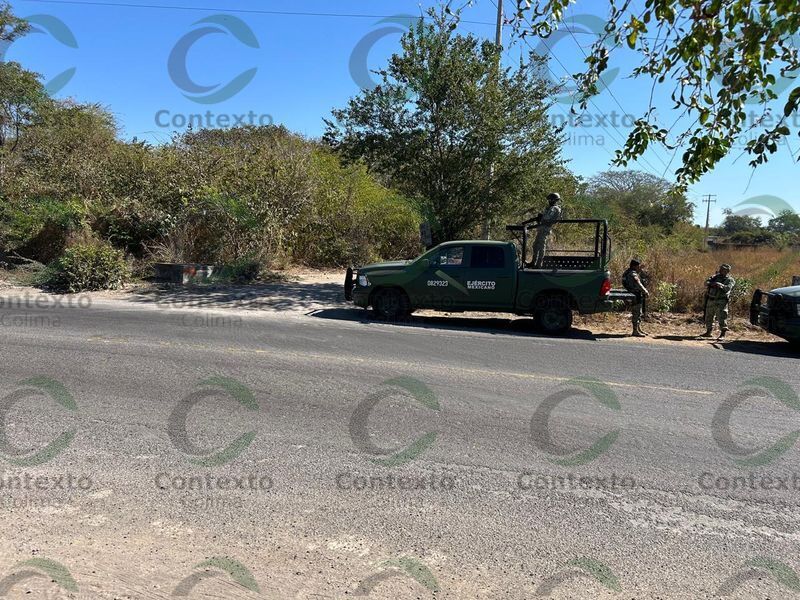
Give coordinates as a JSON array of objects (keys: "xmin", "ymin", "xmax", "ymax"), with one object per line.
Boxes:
[
  {"xmin": 623, "ymin": 266, "xmax": 649, "ymax": 335},
  {"xmin": 532, "ymin": 202, "xmax": 563, "ymax": 267},
  {"xmin": 705, "ymin": 268, "xmax": 735, "ymax": 334}
]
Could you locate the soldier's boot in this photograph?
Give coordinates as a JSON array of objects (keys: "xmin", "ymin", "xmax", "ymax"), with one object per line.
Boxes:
[
  {"xmin": 631, "ymin": 324, "xmax": 645, "ymax": 337},
  {"xmin": 700, "ymin": 328, "xmax": 713, "ymax": 337},
  {"xmin": 718, "ymin": 329, "xmax": 727, "ymax": 339}
]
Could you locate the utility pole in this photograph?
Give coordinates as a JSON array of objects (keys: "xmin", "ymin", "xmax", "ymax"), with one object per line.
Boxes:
[
  {"xmin": 702, "ymin": 194, "xmax": 717, "ymax": 249},
  {"xmin": 483, "ymin": 0, "xmax": 503, "ymax": 240},
  {"xmin": 495, "ymin": 0, "xmax": 503, "ymax": 47}
]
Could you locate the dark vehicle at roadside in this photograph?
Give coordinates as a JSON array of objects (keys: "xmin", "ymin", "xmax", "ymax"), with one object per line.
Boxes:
[{"xmin": 750, "ymin": 285, "xmax": 800, "ymax": 345}]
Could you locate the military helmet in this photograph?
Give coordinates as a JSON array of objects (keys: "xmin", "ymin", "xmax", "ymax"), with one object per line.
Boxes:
[
  {"xmin": 547, "ymin": 192, "xmax": 561, "ymax": 203},
  {"xmin": 720, "ymin": 263, "xmax": 731, "ymax": 271}
]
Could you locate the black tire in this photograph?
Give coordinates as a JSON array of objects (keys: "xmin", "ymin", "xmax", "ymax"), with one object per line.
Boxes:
[
  {"xmin": 535, "ymin": 295, "xmax": 573, "ymax": 334},
  {"xmin": 372, "ymin": 288, "xmax": 410, "ymax": 320},
  {"xmin": 749, "ymin": 289, "xmax": 762, "ymax": 325},
  {"xmin": 344, "ymin": 267, "xmax": 354, "ymax": 301}
]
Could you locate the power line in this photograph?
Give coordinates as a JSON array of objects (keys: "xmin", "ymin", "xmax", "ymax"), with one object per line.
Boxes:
[
  {"xmin": 25, "ymin": 0, "xmax": 498, "ymax": 26},
  {"xmin": 27, "ymin": 0, "xmax": 679, "ymax": 42},
  {"xmin": 495, "ymin": 0, "xmax": 666, "ymax": 179},
  {"xmin": 25, "ymin": 0, "xmax": 667, "ymax": 40},
  {"xmin": 560, "ymin": 10, "xmax": 673, "ymax": 172},
  {"xmin": 483, "ymin": 1, "xmax": 617, "ymax": 165},
  {"xmin": 499, "ymin": 1, "xmax": 657, "ymax": 173},
  {"xmin": 518, "ymin": 15, "xmax": 666, "ymax": 179}
]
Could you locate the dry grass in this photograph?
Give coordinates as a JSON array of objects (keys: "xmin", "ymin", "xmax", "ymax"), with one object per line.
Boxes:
[
  {"xmin": 578, "ymin": 311, "xmax": 777, "ymax": 342},
  {"xmin": 611, "ymin": 246, "xmax": 800, "ymax": 316}
]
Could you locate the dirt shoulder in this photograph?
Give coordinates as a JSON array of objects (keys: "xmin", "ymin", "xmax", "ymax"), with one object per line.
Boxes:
[
  {"xmin": 270, "ymin": 269, "xmax": 787, "ymax": 347},
  {"xmin": 0, "ymin": 268, "xmax": 787, "ymax": 348},
  {"xmin": 576, "ymin": 311, "xmax": 778, "ymax": 346}
]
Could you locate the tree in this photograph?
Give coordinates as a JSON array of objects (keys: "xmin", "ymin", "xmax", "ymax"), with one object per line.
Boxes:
[
  {"xmin": 728, "ymin": 230, "xmax": 778, "ymax": 245},
  {"xmin": 324, "ymin": 7, "xmax": 568, "ymax": 242},
  {"xmin": 585, "ymin": 170, "xmax": 694, "ymax": 231},
  {"xmin": 767, "ymin": 209, "xmax": 800, "ymax": 234},
  {"xmin": 8, "ymin": 101, "xmax": 118, "ymax": 202},
  {"xmin": 0, "ymin": 4, "xmax": 47, "ymax": 152},
  {"xmin": 721, "ymin": 209, "xmax": 762, "ymax": 233},
  {"xmin": 0, "ymin": 62, "xmax": 47, "ymax": 150},
  {"xmin": 511, "ymin": 1, "xmax": 800, "ymax": 189}
]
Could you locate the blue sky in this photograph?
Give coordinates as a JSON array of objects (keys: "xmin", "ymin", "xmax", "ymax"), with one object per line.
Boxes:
[{"xmin": 6, "ymin": 0, "xmax": 799, "ymax": 225}]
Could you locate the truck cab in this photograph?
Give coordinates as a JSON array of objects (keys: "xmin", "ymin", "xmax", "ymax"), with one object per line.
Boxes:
[
  {"xmin": 344, "ymin": 219, "xmax": 631, "ymax": 334},
  {"xmin": 402, "ymin": 241, "xmax": 517, "ymax": 312}
]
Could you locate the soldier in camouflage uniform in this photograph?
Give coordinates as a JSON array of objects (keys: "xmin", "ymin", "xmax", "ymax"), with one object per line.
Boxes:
[
  {"xmin": 622, "ymin": 259, "xmax": 650, "ymax": 337},
  {"xmin": 701, "ymin": 264, "xmax": 735, "ymax": 338},
  {"xmin": 531, "ymin": 193, "xmax": 563, "ymax": 268}
]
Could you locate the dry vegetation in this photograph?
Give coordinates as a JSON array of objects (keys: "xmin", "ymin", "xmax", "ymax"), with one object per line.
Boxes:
[{"xmin": 609, "ymin": 247, "xmax": 800, "ymax": 317}]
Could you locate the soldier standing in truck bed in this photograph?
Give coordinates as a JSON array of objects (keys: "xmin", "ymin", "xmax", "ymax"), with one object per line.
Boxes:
[
  {"xmin": 622, "ymin": 259, "xmax": 650, "ymax": 337},
  {"xmin": 531, "ymin": 193, "xmax": 563, "ymax": 268}
]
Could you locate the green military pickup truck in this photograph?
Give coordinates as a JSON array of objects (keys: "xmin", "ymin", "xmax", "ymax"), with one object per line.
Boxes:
[{"xmin": 344, "ymin": 218, "xmax": 632, "ymax": 334}]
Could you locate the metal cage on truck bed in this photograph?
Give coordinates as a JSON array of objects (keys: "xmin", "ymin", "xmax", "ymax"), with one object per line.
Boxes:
[{"xmin": 506, "ymin": 218, "xmax": 611, "ymax": 270}]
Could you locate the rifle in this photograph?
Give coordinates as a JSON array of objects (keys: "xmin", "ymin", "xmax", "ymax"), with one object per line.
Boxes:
[
  {"xmin": 642, "ymin": 293, "xmax": 648, "ymax": 321},
  {"xmin": 640, "ymin": 271, "xmax": 651, "ymax": 321}
]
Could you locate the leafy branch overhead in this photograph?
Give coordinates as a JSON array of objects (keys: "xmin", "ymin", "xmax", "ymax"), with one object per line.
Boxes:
[{"xmin": 512, "ymin": 0, "xmax": 800, "ymax": 189}]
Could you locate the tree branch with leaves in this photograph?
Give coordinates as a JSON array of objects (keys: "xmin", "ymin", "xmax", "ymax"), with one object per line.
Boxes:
[{"xmin": 512, "ymin": 0, "xmax": 800, "ymax": 189}]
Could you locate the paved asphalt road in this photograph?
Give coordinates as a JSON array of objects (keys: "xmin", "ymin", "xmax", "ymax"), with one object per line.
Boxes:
[{"xmin": 0, "ymin": 292, "xmax": 799, "ymax": 599}]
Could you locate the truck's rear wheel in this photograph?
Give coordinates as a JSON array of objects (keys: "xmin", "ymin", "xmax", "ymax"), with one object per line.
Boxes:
[
  {"xmin": 372, "ymin": 288, "xmax": 410, "ymax": 320},
  {"xmin": 535, "ymin": 296, "xmax": 573, "ymax": 334}
]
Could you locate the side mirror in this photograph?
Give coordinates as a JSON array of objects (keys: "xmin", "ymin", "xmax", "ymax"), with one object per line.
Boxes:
[{"xmin": 420, "ymin": 259, "xmax": 431, "ymax": 269}]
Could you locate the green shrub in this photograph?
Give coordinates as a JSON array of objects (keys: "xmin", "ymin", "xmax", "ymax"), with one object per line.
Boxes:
[
  {"xmin": 39, "ymin": 243, "xmax": 129, "ymax": 292},
  {"xmin": 4, "ymin": 119, "xmax": 424, "ymax": 269},
  {"xmin": 730, "ymin": 276, "xmax": 754, "ymax": 314},
  {"xmin": 0, "ymin": 198, "xmax": 89, "ymax": 263},
  {"xmin": 213, "ymin": 259, "xmax": 262, "ymax": 283},
  {"xmin": 728, "ymin": 231, "xmax": 778, "ymax": 245},
  {"xmin": 652, "ymin": 281, "xmax": 678, "ymax": 313},
  {"xmin": 93, "ymin": 198, "xmax": 172, "ymax": 257},
  {"xmin": 292, "ymin": 152, "xmax": 422, "ymax": 267}
]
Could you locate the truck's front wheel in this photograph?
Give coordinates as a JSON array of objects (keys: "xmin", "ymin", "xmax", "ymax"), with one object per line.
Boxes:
[
  {"xmin": 372, "ymin": 288, "xmax": 410, "ymax": 320},
  {"xmin": 535, "ymin": 297, "xmax": 573, "ymax": 334}
]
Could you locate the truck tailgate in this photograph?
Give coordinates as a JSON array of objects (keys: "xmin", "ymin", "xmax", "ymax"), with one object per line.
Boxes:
[{"xmin": 608, "ymin": 289, "xmax": 636, "ymax": 302}]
